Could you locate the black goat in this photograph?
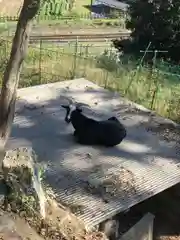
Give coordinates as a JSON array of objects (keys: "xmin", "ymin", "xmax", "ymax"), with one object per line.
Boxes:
[{"xmin": 61, "ymin": 102, "xmax": 126, "ymax": 147}]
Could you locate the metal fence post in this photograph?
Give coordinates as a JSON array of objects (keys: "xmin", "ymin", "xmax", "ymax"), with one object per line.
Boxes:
[
  {"xmin": 72, "ymin": 36, "xmax": 78, "ymax": 79},
  {"xmin": 149, "ymin": 50, "xmax": 158, "ymax": 110},
  {"xmin": 104, "ymin": 70, "xmax": 109, "ymax": 88},
  {"xmin": 82, "ymin": 45, "xmax": 89, "ymax": 77},
  {"xmin": 125, "ymin": 42, "xmax": 152, "ymax": 95},
  {"xmin": 142, "ymin": 50, "xmax": 168, "ymax": 110},
  {"xmin": 39, "ymin": 39, "xmax": 42, "ymax": 84}
]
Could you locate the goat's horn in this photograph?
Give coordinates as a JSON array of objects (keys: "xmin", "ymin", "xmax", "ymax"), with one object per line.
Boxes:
[
  {"xmin": 76, "ymin": 102, "xmax": 90, "ymax": 108},
  {"xmin": 61, "ymin": 96, "xmax": 74, "ymax": 104},
  {"xmin": 67, "ymin": 98, "xmax": 74, "ymax": 104}
]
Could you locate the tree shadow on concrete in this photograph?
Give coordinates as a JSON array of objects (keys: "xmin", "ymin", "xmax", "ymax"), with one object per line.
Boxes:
[{"xmin": 6, "ymin": 85, "xmax": 180, "ymax": 238}]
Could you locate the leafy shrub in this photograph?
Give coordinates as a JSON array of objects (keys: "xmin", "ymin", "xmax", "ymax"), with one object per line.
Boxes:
[{"xmin": 96, "ymin": 49, "xmax": 121, "ymax": 72}]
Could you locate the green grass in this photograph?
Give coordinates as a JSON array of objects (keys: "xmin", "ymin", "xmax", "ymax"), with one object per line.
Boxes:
[{"xmin": 0, "ymin": 39, "xmax": 180, "ymax": 123}]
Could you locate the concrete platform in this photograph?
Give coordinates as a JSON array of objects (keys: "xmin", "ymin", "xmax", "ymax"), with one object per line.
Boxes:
[{"xmin": 7, "ymin": 78, "xmax": 180, "ymax": 230}]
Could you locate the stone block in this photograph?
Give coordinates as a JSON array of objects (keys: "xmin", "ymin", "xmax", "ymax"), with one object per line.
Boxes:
[
  {"xmin": 119, "ymin": 212, "xmax": 154, "ymax": 240},
  {"xmin": 2, "ymin": 147, "xmax": 46, "ymax": 219}
]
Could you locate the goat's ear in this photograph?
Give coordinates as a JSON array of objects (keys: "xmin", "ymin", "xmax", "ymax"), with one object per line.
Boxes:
[{"xmin": 61, "ymin": 105, "xmax": 69, "ymax": 109}]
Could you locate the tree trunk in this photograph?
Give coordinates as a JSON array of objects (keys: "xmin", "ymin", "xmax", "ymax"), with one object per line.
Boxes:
[{"xmin": 0, "ymin": 0, "xmax": 41, "ymax": 151}]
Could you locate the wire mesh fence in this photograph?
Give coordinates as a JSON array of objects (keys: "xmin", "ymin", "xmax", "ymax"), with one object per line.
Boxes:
[
  {"xmin": 19, "ymin": 39, "xmax": 114, "ymax": 87},
  {"xmin": 0, "ymin": 38, "xmax": 180, "ymax": 121}
]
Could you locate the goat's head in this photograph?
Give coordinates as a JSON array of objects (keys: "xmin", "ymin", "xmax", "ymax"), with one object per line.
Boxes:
[{"xmin": 61, "ymin": 99, "xmax": 88, "ymax": 123}]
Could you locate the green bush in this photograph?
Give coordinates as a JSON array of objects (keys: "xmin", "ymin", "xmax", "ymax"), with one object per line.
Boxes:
[{"xmin": 96, "ymin": 49, "xmax": 121, "ymax": 72}]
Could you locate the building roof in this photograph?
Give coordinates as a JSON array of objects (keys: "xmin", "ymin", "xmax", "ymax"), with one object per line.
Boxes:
[{"xmin": 93, "ymin": 0, "xmax": 129, "ymax": 11}]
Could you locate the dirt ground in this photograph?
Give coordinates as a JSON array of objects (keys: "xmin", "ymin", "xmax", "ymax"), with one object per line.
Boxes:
[
  {"xmin": 0, "ymin": 208, "xmax": 107, "ymax": 240},
  {"xmin": 2, "ymin": 184, "xmax": 180, "ymax": 240},
  {"xmin": 0, "ymin": 209, "xmax": 44, "ymax": 240},
  {"xmin": 0, "ymin": 0, "xmax": 22, "ymax": 16}
]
